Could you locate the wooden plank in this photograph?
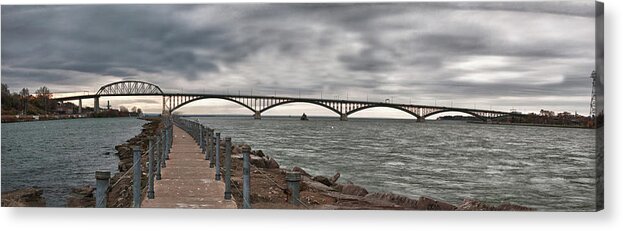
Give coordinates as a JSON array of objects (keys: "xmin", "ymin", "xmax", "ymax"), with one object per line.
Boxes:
[{"xmin": 142, "ymin": 125, "xmax": 237, "ymax": 209}]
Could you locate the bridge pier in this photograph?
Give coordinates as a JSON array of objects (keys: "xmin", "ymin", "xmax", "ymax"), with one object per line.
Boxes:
[
  {"xmin": 94, "ymin": 96, "xmax": 100, "ymax": 113},
  {"xmin": 340, "ymin": 114, "xmax": 348, "ymax": 121},
  {"xmin": 417, "ymin": 117, "xmax": 426, "ymax": 122},
  {"xmin": 78, "ymin": 99, "xmax": 82, "ymax": 114},
  {"xmin": 254, "ymin": 111, "xmax": 261, "ymax": 120}
]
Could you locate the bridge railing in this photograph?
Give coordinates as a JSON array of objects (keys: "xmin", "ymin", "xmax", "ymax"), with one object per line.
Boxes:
[
  {"xmin": 94, "ymin": 115, "xmax": 173, "ymax": 208},
  {"xmin": 172, "ymin": 116, "xmax": 308, "ymax": 208},
  {"xmin": 172, "ymin": 116, "xmax": 253, "ymax": 208}
]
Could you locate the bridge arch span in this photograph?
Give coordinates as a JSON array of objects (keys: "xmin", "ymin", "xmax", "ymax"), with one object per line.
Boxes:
[
  {"xmin": 259, "ymin": 100, "xmax": 343, "ymax": 117},
  {"xmin": 171, "ymin": 96, "xmax": 256, "ymax": 114},
  {"xmin": 96, "ymin": 80, "xmax": 164, "ymax": 95},
  {"xmin": 422, "ymin": 109, "xmax": 487, "ymax": 121},
  {"xmin": 346, "ymin": 105, "xmax": 423, "ymax": 120}
]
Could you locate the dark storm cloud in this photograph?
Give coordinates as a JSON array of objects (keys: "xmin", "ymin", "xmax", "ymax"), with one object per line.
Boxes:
[
  {"xmin": 2, "ymin": 68, "xmax": 72, "ymax": 84},
  {"xmin": 1, "ymin": 1, "xmax": 597, "ymax": 114},
  {"xmin": 443, "ymin": 1, "xmax": 595, "ymax": 17},
  {"xmin": 338, "ymin": 48, "xmax": 395, "ymax": 73},
  {"xmin": 2, "ymin": 5, "xmax": 226, "ymax": 80}
]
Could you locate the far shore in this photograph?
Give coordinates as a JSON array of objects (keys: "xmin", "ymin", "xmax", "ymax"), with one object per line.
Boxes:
[{"xmin": 1, "ymin": 113, "xmax": 144, "ymax": 123}]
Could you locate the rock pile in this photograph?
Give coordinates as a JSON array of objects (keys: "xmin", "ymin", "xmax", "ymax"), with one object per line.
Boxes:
[
  {"xmin": 66, "ymin": 185, "xmax": 95, "ymax": 207},
  {"xmin": 1, "ymin": 187, "xmax": 46, "ymax": 207},
  {"xmin": 229, "ymin": 144, "xmax": 280, "ymax": 169},
  {"xmin": 262, "ymin": 161, "xmax": 535, "ymax": 210}
]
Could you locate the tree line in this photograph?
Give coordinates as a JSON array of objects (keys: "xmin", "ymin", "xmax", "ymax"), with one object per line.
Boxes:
[
  {"xmin": 2, "ymin": 83, "xmax": 143, "ymax": 116},
  {"xmin": 2, "ymin": 84, "xmax": 56, "ymax": 115}
]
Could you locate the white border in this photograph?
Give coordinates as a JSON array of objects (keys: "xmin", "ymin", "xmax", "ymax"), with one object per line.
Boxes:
[{"xmin": 1, "ymin": 0, "xmax": 621, "ymax": 230}]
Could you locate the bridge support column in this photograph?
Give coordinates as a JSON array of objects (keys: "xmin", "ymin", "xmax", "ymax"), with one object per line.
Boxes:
[
  {"xmin": 253, "ymin": 111, "xmax": 261, "ymax": 120},
  {"xmin": 94, "ymin": 96, "xmax": 100, "ymax": 113},
  {"xmin": 340, "ymin": 114, "xmax": 348, "ymax": 121},
  {"xmin": 78, "ymin": 99, "xmax": 82, "ymax": 114},
  {"xmin": 162, "ymin": 96, "xmax": 166, "ymax": 115},
  {"xmin": 417, "ymin": 117, "xmax": 426, "ymax": 122}
]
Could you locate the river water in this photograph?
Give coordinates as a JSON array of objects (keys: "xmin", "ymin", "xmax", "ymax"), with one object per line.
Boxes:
[
  {"xmin": 192, "ymin": 116, "xmax": 597, "ymax": 211},
  {"xmin": 1, "ymin": 118, "xmax": 146, "ymax": 207}
]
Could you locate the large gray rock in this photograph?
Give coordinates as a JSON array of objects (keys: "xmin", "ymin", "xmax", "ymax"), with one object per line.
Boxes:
[
  {"xmin": 1, "ymin": 187, "xmax": 46, "ymax": 207},
  {"xmin": 232, "ymin": 145, "xmax": 241, "ymax": 154},
  {"xmin": 67, "ymin": 185, "xmax": 95, "ymax": 208},
  {"xmin": 341, "ymin": 184, "xmax": 369, "ymax": 197},
  {"xmin": 415, "ymin": 196, "xmax": 457, "ymax": 210},
  {"xmin": 292, "ymin": 166, "xmax": 312, "ymax": 177},
  {"xmin": 266, "ymin": 157, "xmax": 280, "ymax": 169},
  {"xmin": 330, "ymin": 172, "xmax": 340, "ymax": 184},
  {"xmin": 456, "ymin": 199, "xmax": 493, "ymax": 211},
  {"xmin": 312, "ymin": 176, "xmax": 333, "ymax": 187},
  {"xmin": 364, "ymin": 192, "xmax": 418, "ymax": 208},
  {"xmin": 456, "ymin": 199, "xmax": 535, "ymax": 211},
  {"xmin": 302, "ymin": 179, "xmax": 334, "ymax": 192},
  {"xmin": 249, "ymin": 155, "xmax": 267, "ymax": 168}
]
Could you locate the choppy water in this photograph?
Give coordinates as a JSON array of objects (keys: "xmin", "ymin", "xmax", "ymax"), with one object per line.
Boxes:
[
  {"xmin": 193, "ymin": 116, "xmax": 597, "ymax": 211},
  {"xmin": 1, "ymin": 118, "xmax": 146, "ymax": 207}
]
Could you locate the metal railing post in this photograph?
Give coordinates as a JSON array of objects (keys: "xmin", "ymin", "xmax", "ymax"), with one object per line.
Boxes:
[
  {"xmin": 215, "ymin": 132, "xmax": 221, "ymax": 181},
  {"xmin": 286, "ymin": 171, "xmax": 302, "ymax": 205},
  {"xmin": 199, "ymin": 125, "xmax": 205, "ymax": 153},
  {"xmin": 204, "ymin": 128, "xmax": 212, "ymax": 160},
  {"xmin": 156, "ymin": 132, "xmax": 162, "ymax": 179},
  {"xmin": 147, "ymin": 137, "xmax": 155, "ymax": 199},
  {"xmin": 209, "ymin": 130, "xmax": 215, "ymax": 167},
  {"xmin": 224, "ymin": 137, "xmax": 232, "ymax": 200},
  {"xmin": 165, "ymin": 128, "xmax": 171, "ymax": 160},
  {"xmin": 95, "ymin": 171, "xmax": 110, "ymax": 208},
  {"xmin": 167, "ymin": 125, "xmax": 172, "ymax": 155},
  {"xmin": 242, "ymin": 146, "xmax": 251, "ymax": 209},
  {"xmin": 132, "ymin": 145, "xmax": 142, "ymax": 208},
  {"xmin": 161, "ymin": 130, "xmax": 167, "ymax": 167}
]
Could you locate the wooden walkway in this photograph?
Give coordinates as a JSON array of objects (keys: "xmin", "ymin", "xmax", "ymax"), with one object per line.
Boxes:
[{"xmin": 142, "ymin": 125, "xmax": 237, "ymax": 209}]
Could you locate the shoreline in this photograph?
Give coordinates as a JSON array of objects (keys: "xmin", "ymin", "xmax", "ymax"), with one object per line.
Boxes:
[
  {"xmin": 1, "ymin": 114, "xmax": 88, "ymax": 123},
  {"xmin": 467, "ymin": 121, "xmax": 593, "ymax": 129},
  {"xmin": 0, "ymin": 114, "xmax": 144, "ymax": 123},
  {"xmin": 65, "ymin": 117, "xmax": 161, "ymax": 207},
  {"xmin": 104, "ymin": 117, "xmax": 161, "ymax": 207}
]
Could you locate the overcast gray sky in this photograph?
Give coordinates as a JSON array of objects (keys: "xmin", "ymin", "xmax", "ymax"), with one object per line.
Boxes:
[{"xmin": 1, "ymin": 1, "xmax": 597, "ymax": 117}]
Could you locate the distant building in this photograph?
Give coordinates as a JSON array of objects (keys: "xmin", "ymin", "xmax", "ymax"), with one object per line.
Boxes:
[{"xmin": 56, "ymin": 102, "xmax": 74, "ymax": 114}]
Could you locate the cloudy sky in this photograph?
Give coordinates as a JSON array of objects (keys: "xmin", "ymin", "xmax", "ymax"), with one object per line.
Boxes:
[{"xmin": 1, "ymin": 1, "xmax": 597, "ymax": 117}]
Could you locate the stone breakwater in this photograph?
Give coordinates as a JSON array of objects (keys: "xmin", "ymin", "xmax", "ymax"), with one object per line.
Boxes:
[
  {"xmin": 1, "ymin": 187, "xmax": 46, "ymax": 207},
  {"xmin": 220, "ymin": 142, "xmax": 534, "ymax": 210},
  {"xmin": 66, "ymin": 118, "xmax": 161, "ymax": 207}
]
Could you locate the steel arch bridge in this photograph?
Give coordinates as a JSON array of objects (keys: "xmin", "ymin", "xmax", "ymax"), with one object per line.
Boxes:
[
  {"xmin": 52, "ymin": 80, "xmax": 523, "ymax": 121},
  {"xmin": 96, "ymin": 80, "xmax": 164, "ymax": 95}
]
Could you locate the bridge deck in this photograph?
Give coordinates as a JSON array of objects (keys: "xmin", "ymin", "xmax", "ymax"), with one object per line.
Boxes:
[{"xmin": 142, "ymin": 125, "xmax": 237, "ymax": 209}]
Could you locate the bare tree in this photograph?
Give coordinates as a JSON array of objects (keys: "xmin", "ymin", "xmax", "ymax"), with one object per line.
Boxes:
[
  {"xmin": 35, "ymin": 86, "xmax": 52, "ymax": 114},
  {"xmin": 119, "ymin": 105, "xmax": 129, "ymax": 112},
  {"xmin": 19, "ymin": 88, "xmax": 29, "ymax": 114},
  {"xmin": 35, "ymin": 86, "xmax": 51, "ymax": 98}
]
